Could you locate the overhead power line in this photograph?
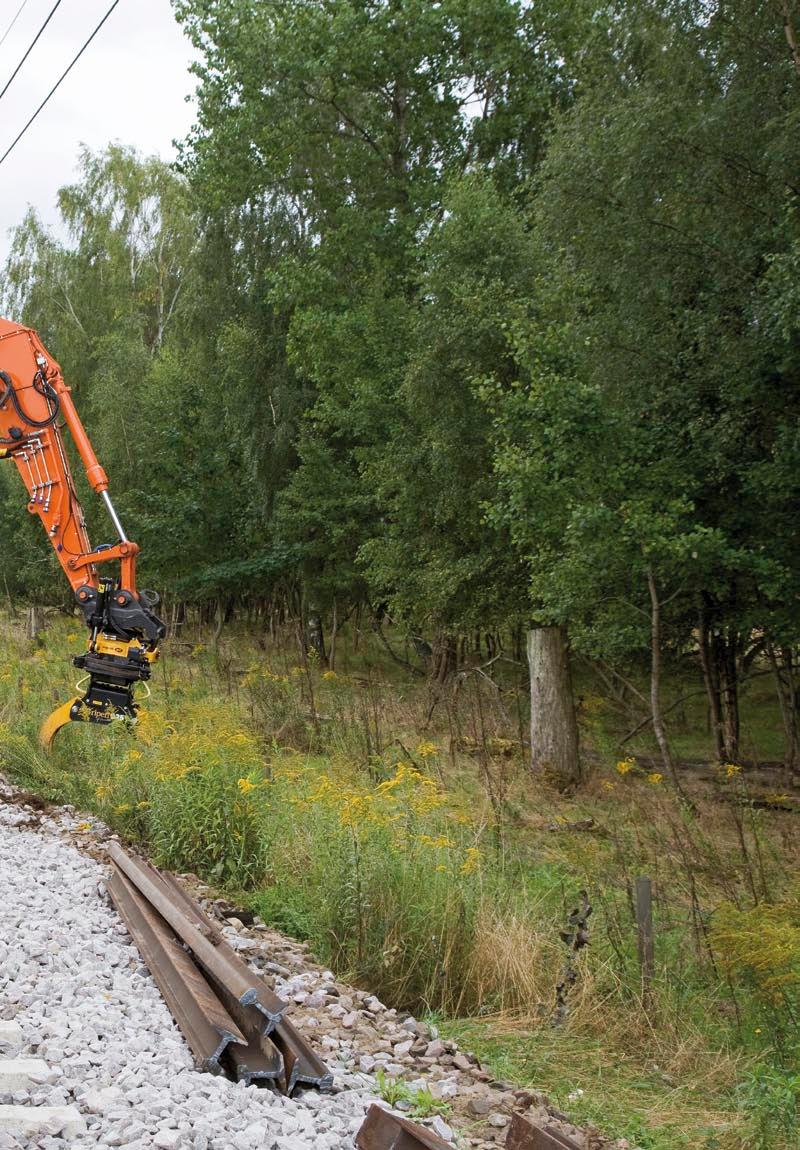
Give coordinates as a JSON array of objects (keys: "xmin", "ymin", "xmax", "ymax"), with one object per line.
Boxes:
[
  {"xmin": 0, "ymin": 0, "xmax": 63, "ymax": 105},
  {"xmin": 0, "ymin": 0, "xmax": 123, "ymax": 171},
  {"xmin": 0, "ymin": 0, "xmax": 31, "ymax": 52}
]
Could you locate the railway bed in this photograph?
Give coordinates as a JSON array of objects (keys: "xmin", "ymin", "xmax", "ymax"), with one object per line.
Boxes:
[{"xmin": 0, "ymin": 780, "xmax": 595, "ymax": 1150}]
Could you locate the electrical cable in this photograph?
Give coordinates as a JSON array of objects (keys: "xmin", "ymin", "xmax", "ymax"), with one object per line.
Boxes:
[
  {"xmin": 0, "ymin": 0, "xmax": 63, "ymax": 105},
  {"xmin": 0, "ymin": 0, "xmax": 122, "ymax": 170},
  {"xmin": 0, "ymin": 0, "xmax": 31, "ymax": 51}
]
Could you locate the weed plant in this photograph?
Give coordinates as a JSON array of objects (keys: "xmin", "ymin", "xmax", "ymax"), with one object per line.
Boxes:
[{"xmin": 0, "ymin": 613, "xmax": 797, "ymax": 1147}]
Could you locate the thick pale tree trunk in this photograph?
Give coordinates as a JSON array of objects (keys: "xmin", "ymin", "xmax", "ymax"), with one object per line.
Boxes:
[{"xmin": 527, "ymin": 625, "xmax": 580, "ymax": 787}]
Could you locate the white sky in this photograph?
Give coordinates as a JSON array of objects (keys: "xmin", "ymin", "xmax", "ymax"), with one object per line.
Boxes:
[{"xmin": 0, "ymin": 0, "xmax": 197, "ymax": 266}]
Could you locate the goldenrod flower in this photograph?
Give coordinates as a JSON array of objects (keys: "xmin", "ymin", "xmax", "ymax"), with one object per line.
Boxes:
[
  {"xmin": 416, "ymin": 742, "xmax": 439, "ymax": 759},
  {"xmin": 418, "ymin": 834, "xmax": 456, "ymax": 850},
  {"xmin": 237, "ymin": 777, "xmax": 257, "ymax": 795}
]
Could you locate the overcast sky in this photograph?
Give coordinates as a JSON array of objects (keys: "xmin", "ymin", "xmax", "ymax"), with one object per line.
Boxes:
[{"xmin": 0, "ymin": 0, "xmax": 197, "ymax": 266}]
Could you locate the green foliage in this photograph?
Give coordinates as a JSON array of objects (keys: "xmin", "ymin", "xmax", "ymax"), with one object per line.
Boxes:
[
  {"xmin": 0, "ymin": 614, "xmax": 796, "ymax": 1145},
  {"xmin": 374, "ymin": 1069, "xmax": 452, "ymax": 1118},
  {"xmin": 737, "ymin": 1064, "xmax": 800, "ymax": 1150},
  {"xmin": 2, "ymin": 4, "xmax": 800, "ymax": 1138}
]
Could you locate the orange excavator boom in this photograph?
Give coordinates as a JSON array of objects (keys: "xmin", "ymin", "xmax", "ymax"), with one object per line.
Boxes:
[{"xmin": 0, "ymin": 317, "xmax": 165, "ymax": 747}]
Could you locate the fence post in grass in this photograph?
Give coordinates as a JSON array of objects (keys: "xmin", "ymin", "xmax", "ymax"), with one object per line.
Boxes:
[{"xmin": 635, "ymin": 875, "xmax": 654, "ymax": 996}]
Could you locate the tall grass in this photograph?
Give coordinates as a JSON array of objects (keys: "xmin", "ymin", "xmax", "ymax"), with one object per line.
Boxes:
[{"xmin": 0, "ymin": 612, "xmax": 798, "ymax": 1147}]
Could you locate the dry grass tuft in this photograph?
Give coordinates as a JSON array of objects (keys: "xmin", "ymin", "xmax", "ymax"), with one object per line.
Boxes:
[{"xmin": 459, "ymin": 904, "xmax": 562, "ymax": 1016}]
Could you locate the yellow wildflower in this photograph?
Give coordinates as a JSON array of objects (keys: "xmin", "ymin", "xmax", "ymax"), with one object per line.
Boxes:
[
  {"xmin": 416, "ymin": 742, "xmax": 439, "ymax": 759},
  {"xmin": 723, "ymin": 763, "xmax": 742, "ymax": 778},
  {"xmin": 136, "ymin": 801, "xmax": 149, "ymax": 810},
  {"xmin": 322, "ymin": 670, "xmax": 338, "ymax": 681},
  {"xmin": 418, "ymin": 834, "xmax": 456, "ymax": 850},
  {"xmin": 113, "ymin": 804, "xmax": 131, "ymax": 815},
  {"xmin": 95, "ymin": 784, "xmax": 111, "ymax": 801},
  {"xmin": 436, "ymin": 865, "xmax": 447, "ymax": 873},
  {"xmin": 228, "ymin": 732, "xmax": 251, "ymax": 746},
  {"xmin": 461, "ymin": 847, "xmax": 481, "ymax": 876},
  {"xmin": 237, "ymin": 778, "xmax": 257, "ymax": 795},
  {"xmin": 647, "ymin": 773, "xmax": 663, "ymax": 785},
  {"xmin": 616, "ymin": 757, "xmax": 635, "ymax": 775},
  {"xmin": 601, "ymin": 781, "xmax": 615, "ymax": 791}
]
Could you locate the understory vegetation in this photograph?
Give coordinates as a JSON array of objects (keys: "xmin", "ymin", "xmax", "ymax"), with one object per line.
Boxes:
[
  {"xmin": 1, "ymin": 0, "xmax": 799, "ymax": 1146},
  {"xmin": 1, "ymin": 614, "xmax": 799, "ymax": 1148}
]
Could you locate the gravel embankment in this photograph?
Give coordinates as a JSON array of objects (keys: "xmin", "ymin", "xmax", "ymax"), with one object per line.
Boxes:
[
  {"xmin": 0, "ymin": 798, "xmax": 374, "ymax": 1149},
  {"xmin": 0, "ymin": 781, "xmax": 606, "ymax": 1150}
]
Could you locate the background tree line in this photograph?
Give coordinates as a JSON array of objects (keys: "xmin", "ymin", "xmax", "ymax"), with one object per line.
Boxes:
[{"xmin": 1, "ymin": 0, "xmax": 798, "ymax": 779}]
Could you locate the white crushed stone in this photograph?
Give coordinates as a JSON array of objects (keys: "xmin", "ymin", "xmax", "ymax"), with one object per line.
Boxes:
[
  {"xmin": 0, "ymin": 798, "xmax": 385, "ymax": 1150},
  {"xmin": 0, "ymin": 1025, "xmax": 23, "ymax": 1052}
]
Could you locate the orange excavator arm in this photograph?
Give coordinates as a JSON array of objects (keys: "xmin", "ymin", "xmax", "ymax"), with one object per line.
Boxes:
[{"xmin": 0, "ymin": 317, "xmax": 165, "ymax": 748}]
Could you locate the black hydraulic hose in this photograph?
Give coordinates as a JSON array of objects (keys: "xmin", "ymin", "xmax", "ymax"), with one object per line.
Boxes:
[{"xmin": 0, "ymin": 369, "xmax": 60, "ymax": 436}]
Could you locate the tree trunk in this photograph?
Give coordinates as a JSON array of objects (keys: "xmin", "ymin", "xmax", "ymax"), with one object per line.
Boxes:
[
  {"xmin": 26, "ymin": 605, "xmax": 44, "ymax": 641},
  {"xmin": 647, "ymin": 568, "xmax": 693, "ymax": 807},
  {"xmin": 307, "ymin": 610, "xmax": 326, "ymax": 661},
  {"xmin": 768, "ymin": 642, "xmax": 800, "ymax": 773},
  {"xmin": 328, "ymin": 600, "xmax": 338, "ymax": 670},
  {"xmin": 432, "ymin": 634, "xmax": 457, "ymax": 683},
  {"xmin": 527, "ymin": 625, "xmax": 580, "ymax": 787},
  {"xmin": 647, "ymin": 568, "xmax": 674, "ymax": 777},
  {"xmin": 697, "ymin": 599, "xmax": 725, "ymax": 761}
]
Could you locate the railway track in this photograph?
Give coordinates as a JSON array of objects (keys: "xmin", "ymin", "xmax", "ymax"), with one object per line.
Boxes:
[{"xmin": 0, "ymin": 782, "xmax": 589, "ymax": 1150}]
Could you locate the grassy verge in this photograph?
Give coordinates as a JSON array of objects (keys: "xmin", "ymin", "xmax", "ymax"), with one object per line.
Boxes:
[{"xmin": 0, "ymin": 612, "xmax": 797, "ymax": 1147}]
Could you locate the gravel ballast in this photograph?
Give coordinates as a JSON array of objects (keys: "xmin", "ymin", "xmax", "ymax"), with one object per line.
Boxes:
[
  {"xmin": 0, "ymin": 798, "xmax": 378, "ymax": 1149},
  {"xmin": 0, "ymin": 780, "xmax": 609, "ymax": 1150}
]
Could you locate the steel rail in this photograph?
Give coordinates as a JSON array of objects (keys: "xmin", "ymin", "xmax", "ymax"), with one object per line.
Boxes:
[
  {"xmin": 356, "ymin": 1104, "xmax": 454, "ymax": 1150},
  {"xmin": 506, "ymin": 1114, "xmax": 583, "ymax": 1150},
  {"xmin": 226, "ymin": 1041, "xmax": 284, "ymax": 1088},
  {"xmin": 106, "ymin": 842, "xmax": 287, "ymax": 1025},
  {"xmin": 107, "ymin": 869, "xmax": 247, "ymax": 1074},
  {"xmin": 158, "ymin": 870, "xmax": 332, "ymax": 1093}
]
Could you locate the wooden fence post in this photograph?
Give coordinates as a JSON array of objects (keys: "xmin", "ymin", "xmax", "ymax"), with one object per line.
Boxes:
[{"xmin": 635, "ymin": 875, "xmax": 654, "ymax": 994}]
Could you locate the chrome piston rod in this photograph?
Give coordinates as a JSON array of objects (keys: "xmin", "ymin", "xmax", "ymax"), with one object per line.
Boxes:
[{"xmin": 101, "ymin": 489, "xmax": 128, "ymax": 542}]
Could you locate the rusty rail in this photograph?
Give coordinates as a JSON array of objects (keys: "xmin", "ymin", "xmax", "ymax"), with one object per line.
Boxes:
[
  {"xmin": 356, "ymin": 1104, "xmax": 453, "ymax": 1149},
  {"xmin": 506, "ymin": 1113, "xmax": 583, "ymax": 1150},
  {"xmin": 106, "ymin": 869, "xmax": 246, "ymax": 1075},
  {"xmin": 107, "ymin": 842, "xmax": 287, "ymax": 1027},
  {"xmin": 106, "ymin": 843, "xmax": 331, "ymax": 1094},
  {"xmin": 158, "ymin": 867, "xmax": 332, "ymax": 1092}
]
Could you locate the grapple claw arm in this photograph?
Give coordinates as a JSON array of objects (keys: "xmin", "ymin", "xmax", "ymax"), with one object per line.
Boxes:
[{"xmin": 39, "ymin": 698, "xmax": 81, "ymax": 751}]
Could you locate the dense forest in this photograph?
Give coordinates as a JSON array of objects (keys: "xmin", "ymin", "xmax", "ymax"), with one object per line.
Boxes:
[
  {"xmin": 1, "ymin": 2, "xmax": 800, "ymax": 1144},
  {"xmin": 2, "ymin": 0, "xmax": 798, "ymax": 779}
]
